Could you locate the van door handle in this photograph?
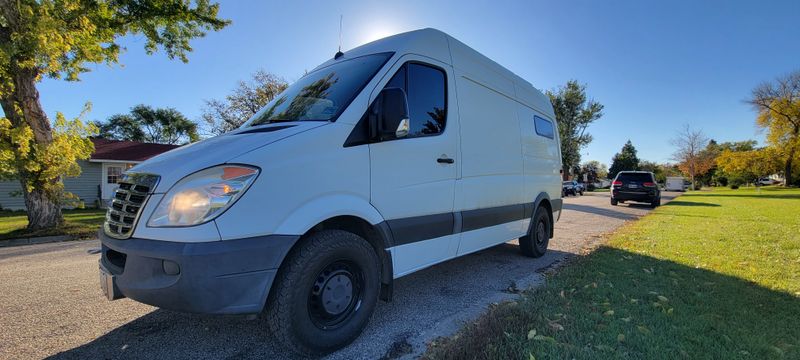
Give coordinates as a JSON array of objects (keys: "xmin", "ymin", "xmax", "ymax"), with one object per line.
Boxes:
[{"xmin": 437, "ymin": 157, "xmax": 455, "ymax": 164}]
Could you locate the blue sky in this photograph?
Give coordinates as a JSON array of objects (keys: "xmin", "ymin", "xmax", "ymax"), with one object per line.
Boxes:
[{"xmin": 32, "ymin": 0, "xmax": 800, "ymax": 165}]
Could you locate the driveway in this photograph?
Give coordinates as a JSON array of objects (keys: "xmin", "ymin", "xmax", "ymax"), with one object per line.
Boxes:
[{"xmin": 0, "ymin": 192, "xmax": 679, "ymax": 360}]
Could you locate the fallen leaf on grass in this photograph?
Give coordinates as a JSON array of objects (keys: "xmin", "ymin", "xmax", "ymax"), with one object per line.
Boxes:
[
  {"xmin": 549, "ymin": 322, "xmax": 565, "ymax": 331},
  {"xmin": 527, "ymin": 329, "xmax": 537, "ymax": 340},
  {"xmin": 533, "ymin": 335, "xmax": 557, "ymax": 343},
  {"xmin": 603, "ymin": 310, "xmax": 615, "ymax": 316},
  {"xmin": 657, "ymin": 295, "xmax": 669, "ymax": 302},
  {"xmin": 617, "ymin": 334, "xmax": 625, "ymax": 342},
  {"xmin": 621, "ymin": 317, "xmax": 632, "ymax": 323},
  {"xmin": 637, "ymin": 325, "xmax": 651, "ymax": 334},
  {"xmin": 594, "ymin": 344, "xmax": 615, "ymax": 351}
]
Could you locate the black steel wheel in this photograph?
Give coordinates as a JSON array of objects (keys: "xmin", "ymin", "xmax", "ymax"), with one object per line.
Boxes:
[
  {"xmin": 308, "ymin": 260, "xmax": 363, "ymax": 329},
  {"xmin": 266, "ymin": 230, "xmax": 380, "ymax": 356},
  {"xmin": 520, "ymin": 205, "xmax": 551, "ymax": 258}
]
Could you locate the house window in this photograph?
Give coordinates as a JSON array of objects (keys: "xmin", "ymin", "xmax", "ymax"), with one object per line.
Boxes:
[{"xmin": 107, "ymin": 166, "xmax": 123, "ymax": 184}]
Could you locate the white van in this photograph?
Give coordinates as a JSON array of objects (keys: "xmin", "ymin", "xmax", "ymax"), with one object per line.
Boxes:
[{"xmin": 98, "ymin": 28, "xmax": 562, "ymax": 355}]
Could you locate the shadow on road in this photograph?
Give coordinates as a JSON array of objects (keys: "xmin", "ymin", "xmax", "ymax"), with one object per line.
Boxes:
[
  {"xmin": 562, "ymin": 203, "xmax": 640, "ymax": 220},
  {"xmin": 665, "ymin": 200, "xmax": 721, "ymax": 207},
  {"xmin": 48, "ymin": 244, "xmax": 574, "ymax": 360}
]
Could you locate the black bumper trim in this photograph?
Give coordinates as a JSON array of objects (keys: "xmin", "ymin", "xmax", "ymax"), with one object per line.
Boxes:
[{"xmin": 99, "ymin": 232, "xmax": 299, "ymax": 314}]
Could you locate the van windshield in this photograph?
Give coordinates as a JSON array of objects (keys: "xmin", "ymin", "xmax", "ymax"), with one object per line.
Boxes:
[{"xmin": 242, "ymin": 52, "xmax": 392, "ymax": 127}]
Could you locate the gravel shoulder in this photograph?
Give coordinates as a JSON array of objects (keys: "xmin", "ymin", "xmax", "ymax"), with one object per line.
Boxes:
[{"xmin": 0, "ymin": 192, "xmax": 678, "ymax": 360}]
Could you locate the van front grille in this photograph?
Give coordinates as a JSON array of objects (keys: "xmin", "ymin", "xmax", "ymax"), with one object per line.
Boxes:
[{"xmin": 104, "ymin": 173, "xmax": 159, "ymax": 239}]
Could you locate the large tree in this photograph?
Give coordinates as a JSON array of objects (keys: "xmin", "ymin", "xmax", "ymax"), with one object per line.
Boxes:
[
  {"xmin": 202, "ymin": 69, "xmax": 287, "ymax": 135},
  {"xmin": 748, "ymin": 70, "xmax": 800, "ymax": 186},
  {"xmin": 547, "ymin": 80, "xmax": 603, "ymax": 179},
  {"xmin": 608, "ymin": 140, "xmax": 640, "ymax": 179},
  {"xmin": 717, "ymin": 147, "xmax": 783, "ymax": 186},
  {"xmin": 671, "ymin": 124, "xmax": 714, "ymax": 189},
  {"xmin": 578, "ymin": 160, "xmax": 607, "ymax": 183},
  {"xmin": 0, "ymin": 0, "xmax": 228, "ymax": 229},
  {"xmin": 95, "ymin": 105, "xmax": 198, "ymax": 144}
]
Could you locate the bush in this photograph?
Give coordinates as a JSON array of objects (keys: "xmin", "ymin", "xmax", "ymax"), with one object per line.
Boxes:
[{"xmin": 729, "ymin": 177, "xmax": 745, "ymax": 189}]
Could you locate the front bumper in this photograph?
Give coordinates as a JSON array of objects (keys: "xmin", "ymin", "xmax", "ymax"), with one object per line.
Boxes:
[{"xmin": 99, "ymin": 231, "xmax": 298, "ymax": 314}]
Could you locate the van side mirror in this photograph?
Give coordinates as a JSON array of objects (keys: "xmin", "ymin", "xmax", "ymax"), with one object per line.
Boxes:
[{"xmin": 374, "ymin": 87, "xmax": 410, "ymax": 141}]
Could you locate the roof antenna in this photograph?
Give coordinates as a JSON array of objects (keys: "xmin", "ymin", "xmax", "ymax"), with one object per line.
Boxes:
[{"xmin": 334, "ymin": 15, "xmax": 344, "ymax": 59}]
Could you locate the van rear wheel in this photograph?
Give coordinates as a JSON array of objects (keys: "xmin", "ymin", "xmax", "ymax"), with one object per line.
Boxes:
[
  {"xmin": 266, "ymin": 230, "xmax": 380, "ymax": 356},
  {"xmin": 519, "ymin": 206, "xmax": 551, "ymax": 258}
]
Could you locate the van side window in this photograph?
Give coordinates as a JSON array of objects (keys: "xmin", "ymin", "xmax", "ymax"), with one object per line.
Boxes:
[
  {"xmin": 534, "ymin": 115, "xmax": 554, "ymax": 139},
  {"xmin": 383, "ymin": 63, "xmax": 447, "ymax": 138}
]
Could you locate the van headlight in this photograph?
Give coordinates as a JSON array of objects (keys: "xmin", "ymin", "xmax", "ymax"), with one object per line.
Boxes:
[{"xmin": 147, "ymin": 165, "xmax": 259, "ymax": 227}]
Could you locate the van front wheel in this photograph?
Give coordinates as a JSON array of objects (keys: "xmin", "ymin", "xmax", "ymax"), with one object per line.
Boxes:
[
  {"xmin": 266, "ymin": 230, "xmax": 381, "ymax": 356},
  {"xmin": 519, "ymin": 206, "xmax": 551, "ymax": 258}
]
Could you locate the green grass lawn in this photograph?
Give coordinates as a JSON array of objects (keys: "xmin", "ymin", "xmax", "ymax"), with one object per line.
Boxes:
[
  {"xmin": 425, "ymin": 187, "xmax": 800, "ymax": 359},
  {"xmin": 0, "ymin": 209, "xmax": 105, "ymax": 240}
]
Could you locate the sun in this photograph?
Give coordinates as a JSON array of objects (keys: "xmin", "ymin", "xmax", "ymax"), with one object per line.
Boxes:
[{"xmin": 357, "ymin": 23, "xmax": 401, "ymax": 46}]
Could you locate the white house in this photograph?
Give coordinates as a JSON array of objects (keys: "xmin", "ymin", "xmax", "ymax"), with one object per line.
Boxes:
[{"xmin": 0, "ymin": 138, "xmax": 179, "ymax": 210}]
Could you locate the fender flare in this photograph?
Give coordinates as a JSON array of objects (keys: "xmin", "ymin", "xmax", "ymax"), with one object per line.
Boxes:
[
  {"xmin": 273, "ymin": 194, "xmax": 396, "ymax": 300},
  {"xmin": 273, "ymin": 193, "xmax": 385, "ymax": 235},
  {"xmin": 525, "ymin": 192, "xmax": 559, "ymax": 238}
]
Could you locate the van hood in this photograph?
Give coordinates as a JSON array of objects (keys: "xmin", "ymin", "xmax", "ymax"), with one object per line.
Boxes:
[{"xmin": 129, "ymin": 122, "xmax": 327, "ymax": 192}]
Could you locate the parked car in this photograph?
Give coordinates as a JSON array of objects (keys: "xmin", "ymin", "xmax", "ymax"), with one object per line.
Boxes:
[
  {"xmin": 97, "ymin": 29, "xmax": 563, "ymax": 356},
  {"xmin": 611, "ymin": 171, "xmax": 661, "ymax": 208},
  {"xmin": 757, "ymin": 177, "xmax": 778, "ymax": 185},
  {"xmin": 575, "ymin": 182, "xmax": 586, "ymax": 195},
  {"xmin": 562, "ymin": 180, "xmax": 584, "ymax": 196},
  {"xmin": 562, "ymin": 181, "xmax": 574, "ymax": 196}
]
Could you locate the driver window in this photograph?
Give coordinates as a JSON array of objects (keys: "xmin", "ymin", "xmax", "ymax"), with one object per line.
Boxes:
[{"xmin": 383, "ymin": 62, "xmax": 447, "ymax": 138}]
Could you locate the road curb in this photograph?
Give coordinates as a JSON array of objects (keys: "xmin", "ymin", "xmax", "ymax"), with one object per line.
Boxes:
[{"xmin": 0, "ymin": 234, "xmax": 74, "ymax": 248}]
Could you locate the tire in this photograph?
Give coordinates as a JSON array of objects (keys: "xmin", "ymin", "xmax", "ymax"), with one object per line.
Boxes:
[
  {"xmin": 651, "ymin": 197, "xmax": 660, "ymax": 208},
  {"xmin": 266, "ymin": 230, "xmax": 381, "ymax": 356},
  {"xmin": 520, "ymin": 206, "xmax": 551, "ymax": 258},
  {"xmin": 611, "ymin": 198, "xmax": 618, "ymax": 206}
]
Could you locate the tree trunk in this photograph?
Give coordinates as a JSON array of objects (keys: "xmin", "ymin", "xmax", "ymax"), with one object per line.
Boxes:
[
  {"xmin": 786, "ymin": 147, "xmax": 795, "ymax": 186},
  {"xmin": 21, "ymin": 178, "xmax": 64, "ymax": 230},
  {"xmin": 0, "ymin": 67, "xmax": 64, "ymax": 229}
]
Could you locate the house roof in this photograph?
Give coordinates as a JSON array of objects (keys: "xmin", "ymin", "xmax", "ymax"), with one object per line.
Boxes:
[{"xmin": 90, "ymin": 138, "xmax": 180, "ymax": 162}]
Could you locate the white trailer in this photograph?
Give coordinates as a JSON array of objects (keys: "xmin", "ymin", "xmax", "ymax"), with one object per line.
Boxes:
[{"xmin": 666, "ymin": 176, "xmax": 686, "ymax": 191}]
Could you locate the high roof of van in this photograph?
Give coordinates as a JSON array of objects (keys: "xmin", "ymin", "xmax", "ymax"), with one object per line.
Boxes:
[{"xmin": 313, "ymin": 28, "xmax": 554, "ymax": 118}]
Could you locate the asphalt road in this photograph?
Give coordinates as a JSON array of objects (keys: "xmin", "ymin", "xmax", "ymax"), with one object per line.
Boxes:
[{"xmin": 0, "ymin": 192, "xmax": 678, "ymax": 360}]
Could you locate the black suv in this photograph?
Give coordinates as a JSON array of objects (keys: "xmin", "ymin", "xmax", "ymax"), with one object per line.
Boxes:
[{"xmin": 611, "ymin": 171, "xmax": 660, "ymax": 208}]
